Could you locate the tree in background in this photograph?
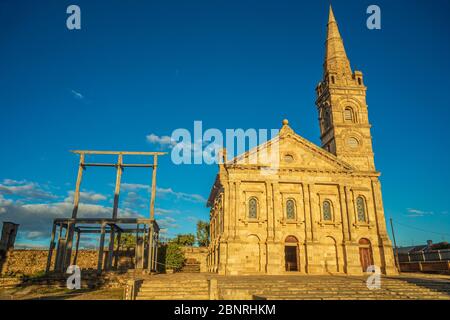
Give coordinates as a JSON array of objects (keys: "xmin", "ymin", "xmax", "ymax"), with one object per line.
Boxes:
[
  {"xmin": 196, "ymin": 220, "xmax": 210, "ymax": 247},
  {"xmin": 119, "ymin": 233, "xmax": 136, "ymax": 249},
  {"xmin": 173, "ymin": 234, "xmax": 195, "ymax": 246},
  {"xmin": 165, "ymin": 242, "xmax": 185, "ymax": 271}
]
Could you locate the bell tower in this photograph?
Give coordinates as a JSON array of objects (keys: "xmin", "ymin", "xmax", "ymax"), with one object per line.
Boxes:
[{"xmin": 315, "ymin": 6, "xmax": 375, "ymax": 171}]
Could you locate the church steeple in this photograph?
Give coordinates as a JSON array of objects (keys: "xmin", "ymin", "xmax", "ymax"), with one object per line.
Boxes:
[
  {"xmin": 315, "ymin": 6, "xmax": 375, "ymax": 171},
  {"xmin": 324, "ymin": 5, "xmax": 352, "ymax": 78}
]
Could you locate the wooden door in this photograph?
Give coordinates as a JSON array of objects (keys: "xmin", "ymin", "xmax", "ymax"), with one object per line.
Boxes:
[
  {"xmin": 285, "ymin": 246, "xmax": 298, "ymax": 271},
  {"xmin": 359, "ymin": 247, "xmax": 373, "ymax": 272}
]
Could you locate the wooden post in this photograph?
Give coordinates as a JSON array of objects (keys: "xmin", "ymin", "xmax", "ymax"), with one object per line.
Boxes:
[
  {"xmin": 107, "ymin": 155, "xmax": 123, "ymax": 269},
  {"xmin": 112, "ymin": 154, "xmax": 123, "ymax": 219},
  {"xmin": 60, "ymin": 153, "xmax": 85, "ymax": 272},
  {"xmin": 153, "ymin": 232, "xmax": 159, "ymax": 271},
  {"xmin": 97, "ymin": 223, "xmax": 106, "ymax": 273},
  {"xmin": 148, "ymin": 224, "xmax": 154, "ymax": 272},
  {"xmin": 46, "ymin": 222, "xmax": 57, "ymax": 273},
  {"xmin": 73, "ymin": 230, "xmax": 80, "ymax": 265},
  {"xmin": 149, "ymin": 155, "xmax": 158, "ymax": 219},
  {"xmin": 114, "ymin": 231, "xmax": 122, "ymax": 269},
  {"xmin": 390, "ymin": 218, "xmax": 401, "ymax": 273},
  {"xmin": 64, "ymin": 222, "xmax": 74, "ymax": 271},
  {"xmin": 72, "ymin": 154, "xmax": 85, "ymax": 219}
]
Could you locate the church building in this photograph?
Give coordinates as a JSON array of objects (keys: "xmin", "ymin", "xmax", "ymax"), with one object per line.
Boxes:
[{"xmin": 206, "ymin": 6, "xmax": 397, "ymax": 275}]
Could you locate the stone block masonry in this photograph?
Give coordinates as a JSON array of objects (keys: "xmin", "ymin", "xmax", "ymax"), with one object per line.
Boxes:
[{"xmin": 0, "ymin": 249, "xmax": 135, "ymax": 275}]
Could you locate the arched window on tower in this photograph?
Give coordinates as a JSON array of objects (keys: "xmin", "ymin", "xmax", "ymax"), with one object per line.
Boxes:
[
  {"xmin": 286, "ymin": 199, "xmax": 296, "ymax": 220},
  {"xmin": 344, "ymin": 107, "xmax": 354, "ymax": 122},
  {"xmin": 356, "ymin": 196, "xmax": 367, "ymax": 222},
  {"xmin": 248, "ymin": 197, "xmax": 258, "ymax": 219},
  {"xmin": 323, "ymin": 200, "xmax": 333, "ymax": 221},
  {"xmin": 323, "ymin": 108, "xmax": 332, "ymax": 130}
]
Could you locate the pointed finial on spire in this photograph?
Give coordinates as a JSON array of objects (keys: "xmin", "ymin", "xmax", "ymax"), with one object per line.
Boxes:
[
  {"xmin": 328, "ymin": 4, "xmax": 336, "ymax": 23},
  {"xmin": 323, "ymin": 5, "xmax": 352, "ymax": 78}
]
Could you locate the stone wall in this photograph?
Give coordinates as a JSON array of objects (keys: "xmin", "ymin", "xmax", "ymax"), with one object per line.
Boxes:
[
  {"xmin": 400, "ymin": 261, "xmax": 450, "ymax": 274},
  {"xmin": 0, "ymin": 247, "xmax": 208, "ymax": 276},
  {"xmin": 0, "ymin": 249, "xmax": 135, "ymax": 275},
  {"xmin": 181, "ymin": 247, "xmax": 208, "ymax": 272}
]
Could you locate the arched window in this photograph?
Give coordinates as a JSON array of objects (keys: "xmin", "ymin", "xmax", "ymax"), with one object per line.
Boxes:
[
  {"xmin": 323, "ymin": 108, "xmax": 332, "ymax": 130},
  {"xmin": 323, "ymin": 200, "xmax": 332, "ymax": 221},
  {"xmin": 248, "ymin": 197, "xmax": 258, "ymax": 219},
  {"xmin": 347, "ymin": 137, "xmax": 359, "ymax": 148},
  {"xmin": 286, "ymin": 199, "xmax": 296, "ymax": 220},
  {"xmin": 356, "ymin": 196, "xmax": 367, "ymax": 222},
  {"xmin": 344, "ymin": 107, "xmax": 354, "ymax": 122}
]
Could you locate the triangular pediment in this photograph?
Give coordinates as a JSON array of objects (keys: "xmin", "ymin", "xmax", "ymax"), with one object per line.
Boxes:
[{"xmin": 226, "ymin": 122, "xmax": 353, "ymax": 172}]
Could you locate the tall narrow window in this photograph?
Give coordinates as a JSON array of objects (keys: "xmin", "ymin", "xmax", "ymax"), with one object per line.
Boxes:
[
  {"xmin": 344, "ymin": 107, "xmax": 354, "ymax": 122},
  {"xmin": 323, "ymin": 108, "xmax": 332, "ymax": 130},
  {"xmin": 357, "ymin": 196, "xmax": 367, "ymax": 222},
  {"xmin": 323, "ymin": 200, "xmax": 332, "ymax": 221},
  {"xmin": 286, "ymin": 199, "xmax": 296, "ymax": 220},
  {"xmin": 248, "ymin": 197, "xmax": 258, "ymax": 219}
]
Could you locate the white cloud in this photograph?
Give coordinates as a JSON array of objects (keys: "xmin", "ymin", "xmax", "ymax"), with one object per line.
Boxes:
[
  {"xmin": 2, "ymin": 179, "xmax": 27, "ymax": 185},
  {"xmin": 0, "ymin": 180, "xmax": 57, "ymax": 200},
  {"xmin": 158, "ymin": 216, "xmax": 179, "ymax": 229},
  {"xmin": 186, "ymin": 216, "xmax": 198, "ymax": 223},
  {"xmin": 121, "ymin": 183, "xmax": 206, "ymax": 203},
  {"xmin": 71, "ymin": 89, "xmax": 84, "ymax": 100},
  {"xmin": 157, "ymin": 187, "xmax": 206, "ymax": 203},
  {"xmin": 155, "ymin": 208, "xmax": 179, "ymax": 215},
  {"xmin": 64, "ymin": 190, "xmax": 107, "ymax": 203},
  {"xmin": 121, "ymin": 183, "xmax": 150, "ymax": 191},
  {"xmin": 0, "ymin": 190, "xmax": 141, "ymax": 241},
  {"xmin": 406, "ymin": 208, "xmax": 434, "ymax": 217},
  {"xmin": 146, "ymin": 134, "xmax": 176, "ymax": 148}
]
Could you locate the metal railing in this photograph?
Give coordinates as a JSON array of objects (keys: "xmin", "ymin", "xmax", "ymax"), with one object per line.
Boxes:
[{"xmin": 398, "ymin": 249, "xmax": 450, "ymax": 263}]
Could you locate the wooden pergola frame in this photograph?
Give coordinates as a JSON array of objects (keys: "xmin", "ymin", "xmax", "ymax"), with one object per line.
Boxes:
[{"xmin": 45, "ymin": 150, "xmax": 166, "ymax": 274}]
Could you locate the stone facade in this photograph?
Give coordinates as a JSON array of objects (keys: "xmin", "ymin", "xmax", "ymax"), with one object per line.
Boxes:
[{"xmin": 206, "ymin": 6, "xmax": 397, "ymax": 276}]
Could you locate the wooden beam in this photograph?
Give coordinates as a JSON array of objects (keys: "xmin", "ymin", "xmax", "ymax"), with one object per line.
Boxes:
[
  {"xmin": 54, "ymin": 218, "xmax": 155, "ymax": 224},
  {"xmin": 149, "ymin": 155, "xmax": 158, "ymax": 219},
  {"xmin": 71, "ymin": 150, "xmax": 166, "ymax": 156},
  {"xmin": 45, "ymin": 223, "xmax": 57, "ymax": 273},
  {"xmin": 97, "ymin": 223, "xmax": 106, "ymax": 273},
  {"xmin": 112, "ymin": 154, "xmax": 123, "ymax": 219},
  {"xmin": 72, "ymin": 154, "xmax": 85, "ymax": 219},
  {"xmin": 73, "ymin": 231, "xmax": 80, "ymax": 265},
  {"xmin": 83, "ymin": 163, "xmax": 154, "ymax": 168}
]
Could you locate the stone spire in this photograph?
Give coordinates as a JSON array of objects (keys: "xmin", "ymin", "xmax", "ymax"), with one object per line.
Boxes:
[{"xmin": 323, "ymin": 5, "xmax": 352, "ymax": 78}]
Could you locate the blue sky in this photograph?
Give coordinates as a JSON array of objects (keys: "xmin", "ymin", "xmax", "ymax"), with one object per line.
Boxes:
[{"xmin": 0, "ymin": 0, "xmax": 449, "ymax": 247}]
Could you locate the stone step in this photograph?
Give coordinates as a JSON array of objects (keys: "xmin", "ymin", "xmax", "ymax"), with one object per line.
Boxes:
[
  {"xmin": 137, "ymin": 295, "xmax": 209, "ymax": 300},
  {"xmin": 140, "ymin": 284, "xmax": 208, "ymax": 289},
  {"xmin": 137, "ymin": 292, "xmax": 209, "ymax": 296},
  {"xmin": 139, "ymin": 288, "xmax": 208, "ymax": 294},
  {"xmin": 254, "ymin": 293, "xmax": 450, "ymax": 300}
]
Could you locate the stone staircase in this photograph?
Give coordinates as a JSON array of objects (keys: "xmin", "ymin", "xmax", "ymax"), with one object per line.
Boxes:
[
  {"xmin": 136, "ymin": 274, "xmax": 210, "ymax": 300},
  {"xmin": 134, "ymin": 273, "xmax": 450, "ymax": 300},
  {"xmin": 217, "ymin": 275, "xmax": 450, "ymax": 300},
  {"xmin": 180, "ymin": 259, "xmax": 201, "ymax": 273}
]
